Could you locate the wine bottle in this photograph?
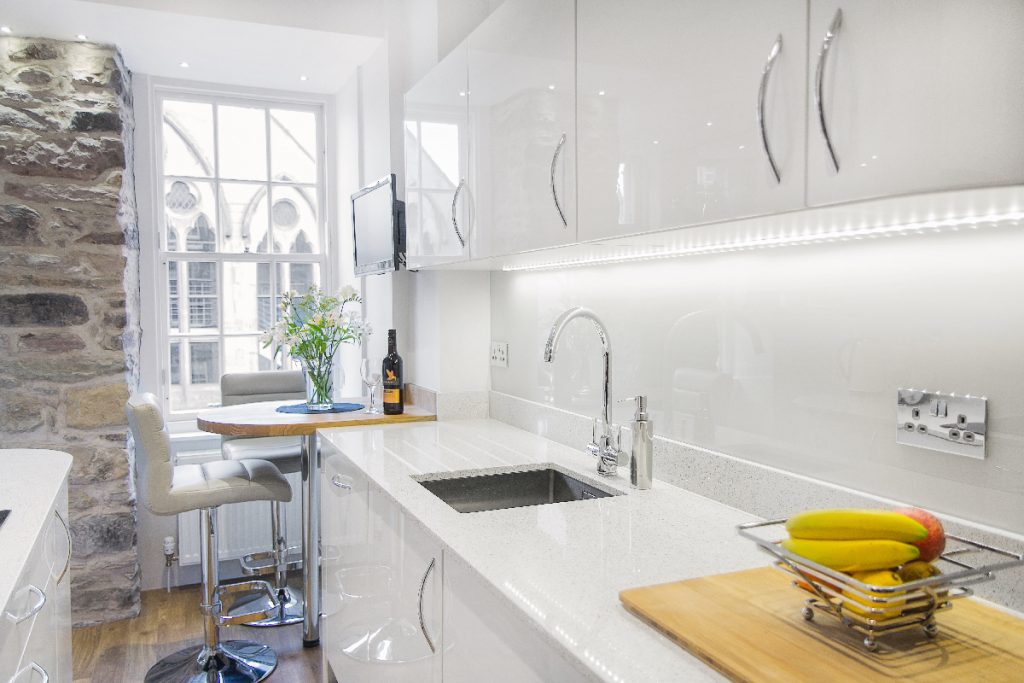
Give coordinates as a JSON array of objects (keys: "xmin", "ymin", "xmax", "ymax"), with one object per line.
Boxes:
[{"xmin": 382, "ymin": 328, "xmax": 404, "ymax": 414}]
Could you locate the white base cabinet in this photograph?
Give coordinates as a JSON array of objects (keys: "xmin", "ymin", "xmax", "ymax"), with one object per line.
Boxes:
[
  {"xmin": 441, "ymin": 557, "xmax": 588, "ymax": 683},
  {"xmin": 321, "ymin": 444, "xmax": 587, "ymax": 683},
  {"xmin": 1, "ymin": 471, "xmax": 71, "ymax": 683},
  {"xmin": 322, "ymin": 446, "xmax": 442, "ymax": 683}
]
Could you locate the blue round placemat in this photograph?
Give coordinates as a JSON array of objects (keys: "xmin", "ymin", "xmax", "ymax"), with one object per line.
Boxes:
[{"xmin": 275, "ymin": 402, "xmax": 365, "ymax": 414}]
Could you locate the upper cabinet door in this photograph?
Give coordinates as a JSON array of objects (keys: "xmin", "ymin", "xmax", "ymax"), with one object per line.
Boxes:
[
  {"xmin": 577, "ymin": 0, "xmax": 808, "ymax": 242},
  {"xmin": 405, "ymin": 43, "xmax": 472, "ymax": 268},
  {"xmin": 469, "ymin": 0, "xmax": 576, "ymax": 259},
  {"xmin": 807, "ymin": 1, "xmax": 1024, "ymax": 206}
]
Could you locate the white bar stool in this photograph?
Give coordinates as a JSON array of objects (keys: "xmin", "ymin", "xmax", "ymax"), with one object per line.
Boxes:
[
  {"xmin": 219, "ymin": 371, "xmax": 306, "ymax": 628},
  {"xmin": 127, "ymin": 393, "xmax": 292, "ymax": 682}
]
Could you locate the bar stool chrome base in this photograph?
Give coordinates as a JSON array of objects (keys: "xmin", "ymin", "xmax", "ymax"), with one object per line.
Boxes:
[
  {"xmin": 228, "ymin": 585, "xmax": 304, "ymax": 627},
  {"xmin": 144, "ymin": 640, "xmax": 277, "ymax": 683}
]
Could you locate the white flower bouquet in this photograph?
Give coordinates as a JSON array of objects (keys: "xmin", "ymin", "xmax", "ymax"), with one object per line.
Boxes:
[{"xmin": 262, "ymin": 284, "xmax": 370, "ymax": 410}]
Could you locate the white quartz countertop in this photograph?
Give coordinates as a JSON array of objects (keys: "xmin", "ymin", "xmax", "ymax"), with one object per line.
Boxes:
[
  {"xmin": 0, "ymin": 449, "xmax": 72, "ymax": 610},
  {"xmin": 320, "ymin": 419, "xmax": 770, "ymax": 682}
]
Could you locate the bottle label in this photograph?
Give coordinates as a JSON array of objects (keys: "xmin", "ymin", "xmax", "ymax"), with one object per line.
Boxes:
[{"xmin": 383, "ymin": 388, "xmax": 400, "ymax": 403}]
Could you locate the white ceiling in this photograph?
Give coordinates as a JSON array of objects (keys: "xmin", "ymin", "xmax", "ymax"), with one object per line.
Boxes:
[{"xmin": 1, "ymin": 0, "xmax": 383, "ymax": 94}]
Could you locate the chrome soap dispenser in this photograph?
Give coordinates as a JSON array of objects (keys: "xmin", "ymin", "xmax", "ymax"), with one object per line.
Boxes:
[{"xmin": 624, "ymin": 395, "xmax": 654, "ymax": 489}]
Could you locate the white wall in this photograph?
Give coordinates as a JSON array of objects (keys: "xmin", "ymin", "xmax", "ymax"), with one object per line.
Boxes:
[{"xmin": 491, "ymin": 225, "xmax": 1024, "ymax": 535}]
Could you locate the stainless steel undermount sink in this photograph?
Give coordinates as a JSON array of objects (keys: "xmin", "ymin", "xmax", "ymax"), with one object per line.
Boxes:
[{"xmin": 414, "ymin": 466, "xmax": 620, "ymax": 513}]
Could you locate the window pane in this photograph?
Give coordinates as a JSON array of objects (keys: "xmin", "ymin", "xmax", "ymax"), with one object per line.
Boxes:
[
  {"xmin": 168, "ymin": 262, "xmax": 180, "ymax": 332},
  {"xmin": 276, "ymin": 262, "xmax": 319, "ymax": 300},
  {"xmin": 224, "ymin": 336, "xmax": 270, "ymax": 374},
  {"xmin": 271, "ymin": 185, "xmax": 319, "ymax": 253},
  {"xmin": 187, "ymin": 261, "xmax": 219, "ymax": 330},
  {"xmin": 164, "ymin": 179, "xmax": 216, "ymax": 251},
  {"xmin": 222, "ymin": 261, "xmax": 266, "ymax": 334},
  {"xmin": 220, "ymin": 182, "xmax": 269, "ymax": 253},
  {"xmin": 270, "ymin": 109, "xmax": 317, "ymax": 184},
  {"xmin": 168, "ymin": 339, "xmax": 220, "ymax": 411},
  {"xmin": 169, "ymin": 341, "xmax": 181, "ymax": 384},
  {"xmin": 189, "ymin": 341, "xmax": 219, "ymax": 394},
  {"xmin": 257, "ymin": 262, "xmax": 273, "ymax": 330},
  {"xmin": 163, "ymin": 100, "xmax": 214, "ymax": 177},
  {"xmin": 217, "ymin": 105, "xmax": 267, "ymax": 181}
]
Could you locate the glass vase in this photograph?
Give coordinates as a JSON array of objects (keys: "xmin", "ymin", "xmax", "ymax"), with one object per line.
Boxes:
[{"xmin": 301, "ymin": 356, "xmax": 341, "ymax": 412}]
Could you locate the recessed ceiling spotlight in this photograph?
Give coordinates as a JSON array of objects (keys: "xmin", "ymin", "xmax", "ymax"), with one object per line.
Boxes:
[
  {"xmin": 179, "ymin": 61, "xmax": 190, "ymax": 68},
  {"xmin": 0, "ymin": 26, "xmax": 12, "ymax": 34},
  {"xmin": 76, "ymin": 33, "xmax": 88, "ymax": 41},
  {"xmin": 458, "ymin": 91, "xmax": 466, "ymax": 97},
  {"xmin": 547, "ymin": 84, "xmax": 555, "ymax": 90},
  {"xmin": 299, "ymin": 75, "xmax": 308, "ymax": 81},
  {"xmin": 706, "ymin": 121, "xmax": 713, "ymax": 127},
  {"xmin": 598, "ymin": 90, "xmax": 606, "ymax": 96},
  {"xmin": 652, "ymin": 140, "xmax": 659, "ymax": 145}
]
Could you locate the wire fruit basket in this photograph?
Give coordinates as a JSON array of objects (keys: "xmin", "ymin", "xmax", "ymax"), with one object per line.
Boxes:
[{"xmin": 737, "ymin": 519, "xmax": 1024, "ymax": 651}]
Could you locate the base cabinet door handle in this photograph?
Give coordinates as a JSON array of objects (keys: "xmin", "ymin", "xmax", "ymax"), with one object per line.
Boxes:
[
  {"xmin": 10, "ymin": 662, "xmax": 49, "ymax": 683},
  {"xmin": 417, "ymin": 557, "xmax": 437, "ymax": 654},
  {"xmin": 54, "ymin": 509, "xmax": 71, "ymax": 585},
  {"xmin": 5, "ymin": 584, "xmax": 46, "ymax": 624}
]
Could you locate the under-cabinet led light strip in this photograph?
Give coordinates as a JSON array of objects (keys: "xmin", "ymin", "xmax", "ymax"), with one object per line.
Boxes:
[{"xmin": 501, "ymin": 211, "xmax": 1024, "ymax": 272}]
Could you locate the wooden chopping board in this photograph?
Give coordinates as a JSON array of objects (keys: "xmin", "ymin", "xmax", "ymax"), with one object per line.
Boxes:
[{"xmin": 620, "ymin": 567, "xmax": 1024, "ymax": 682}]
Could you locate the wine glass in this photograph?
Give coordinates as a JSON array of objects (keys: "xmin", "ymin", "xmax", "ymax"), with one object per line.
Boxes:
[{"xmin": 360, "ymin": 358, "xmax": 382, "ymax": 415}]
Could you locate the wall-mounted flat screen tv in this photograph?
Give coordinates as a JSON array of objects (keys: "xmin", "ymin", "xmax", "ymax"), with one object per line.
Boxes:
[{"xmin": 352, "ymin": 173, "xmax": 405, "ymax": 276}]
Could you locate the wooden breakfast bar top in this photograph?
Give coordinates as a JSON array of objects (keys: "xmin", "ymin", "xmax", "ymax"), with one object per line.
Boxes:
[{"xmin": 197, "ymin": 399, "xmax": 436, "ymax": 437}]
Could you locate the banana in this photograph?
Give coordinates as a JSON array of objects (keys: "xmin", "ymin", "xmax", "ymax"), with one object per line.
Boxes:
[
  {"xmin": 786, "ymin": 509, "xmax": 928, "ymax": 543},
  {"xmin": 781, "ymin": 538, "xmax": 920, "ymax": 572},
  {"xmin": 844, "ymin": 570, "xmax": 905, "ymax": 620}
]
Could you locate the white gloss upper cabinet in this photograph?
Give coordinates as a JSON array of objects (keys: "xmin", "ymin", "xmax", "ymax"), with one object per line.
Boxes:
[
  {"xmin": 577, "ymin": 0, "xmax": 808, "ymax": 241},
  {"xmin": 468, "ymin": 0, "xmax": 576, "ymax": 258},
  {"xmin": 404, "ymin": 43, "xmax": 472, "ymax": 268},
  {"xmin": 807, "ymin": 1, "xmax": 1024, "ymax": 206}
]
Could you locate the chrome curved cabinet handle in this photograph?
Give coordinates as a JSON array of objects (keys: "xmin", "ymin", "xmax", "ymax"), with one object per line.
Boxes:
[
  {"xmin": 550, "ymin": 133, "xmax": 568, "ymax": 227},
  {"xmin": 450, "ymin": 179, "xmax": 466, "ymax": 248},
  {"xmin": 10, "ymin": 662, "xmax": 48, "ymax": 683},
  {"xmin": 417, "ymin": 557, "xmax": 437, "ymax": 654},
  {"xmin": 815, "ymin": 8, "xmax": 843, "ymax": 173},
  {"xmin": 757, "ymin": 35, "xmax": 783, "ymax": 184},
  {"xmin": 54, "ymin": 509, "xmax": 71, "ymax": 586},
  {"xmin": 5, "ymin": 584, "xmax": 46, "ymax": 623}
]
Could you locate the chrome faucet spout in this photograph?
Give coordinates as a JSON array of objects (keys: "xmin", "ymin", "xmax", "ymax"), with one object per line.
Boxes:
[
  {"xmin": 543, "ymin": 307, "xmax": 619, "ymax": 476},
  {"xmin": 544, "ymin": 307, "xmax": 611, "ymax": 361}
]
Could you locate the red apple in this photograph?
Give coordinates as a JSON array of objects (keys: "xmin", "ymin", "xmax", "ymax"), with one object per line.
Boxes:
[{"xmin": 893, "ymin": 507, "xmax": 946, "ymax": 562}]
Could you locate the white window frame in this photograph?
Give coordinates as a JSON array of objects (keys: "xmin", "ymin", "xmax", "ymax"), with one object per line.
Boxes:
[{"xmin": 135, "ymin": 77, "xmax": 336, "ymax": 423}]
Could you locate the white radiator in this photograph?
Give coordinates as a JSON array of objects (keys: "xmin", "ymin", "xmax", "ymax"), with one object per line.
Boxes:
[{"xmin": 176, "ymin": 451, "xmax": 303, "ymax": 566}]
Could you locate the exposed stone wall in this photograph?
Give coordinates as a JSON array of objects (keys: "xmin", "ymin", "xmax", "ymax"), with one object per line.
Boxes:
[{"xmin": 0, "ymin": 37, "xmax": 141, "ymax": 625}]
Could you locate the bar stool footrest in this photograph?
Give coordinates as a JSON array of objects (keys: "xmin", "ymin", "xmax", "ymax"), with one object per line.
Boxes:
[
  {"xmin": 217, "ymin": 580, "xmax": 280, "ymax": 626},
  {"xmin": 240, "ymin": 548, "xmax": 303, "ymax": 576}
]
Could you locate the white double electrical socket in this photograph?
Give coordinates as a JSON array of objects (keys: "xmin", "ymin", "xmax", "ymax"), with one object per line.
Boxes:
[{"xmin": 490, "ymin": 341, "xmax": 508, "ymax": 368}]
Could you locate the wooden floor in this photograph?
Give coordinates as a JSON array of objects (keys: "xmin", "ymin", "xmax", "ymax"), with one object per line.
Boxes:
[{"xmin": 73, "ymin": 584, "xmax": 320, "ymax": 683}]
